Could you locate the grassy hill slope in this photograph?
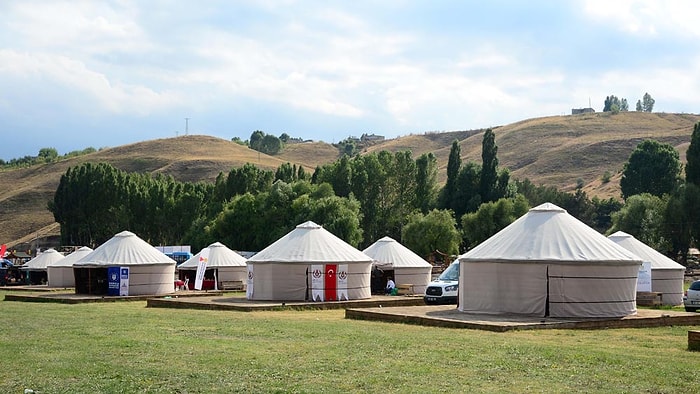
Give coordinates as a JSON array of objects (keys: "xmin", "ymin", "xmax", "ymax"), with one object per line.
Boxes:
[{"xmin": 2, "ymin": 112, "xmax": 699, "ymax": 248}]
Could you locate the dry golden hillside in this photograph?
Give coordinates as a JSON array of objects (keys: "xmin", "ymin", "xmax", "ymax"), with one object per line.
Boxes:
[{"xmin": 1, "ymin": 112, "xmax": 699, "ymax": 248}]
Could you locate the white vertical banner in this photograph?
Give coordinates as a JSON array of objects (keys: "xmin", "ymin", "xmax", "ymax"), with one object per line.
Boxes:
[
  {"xmin": 194, "ymin": 247, "xmax": 210, "ymax": 290},
  {"xmin": 119, "ymin": 267, "xmax": 129, "ymax": 296},
  {"xmin": 337, "ymin": 264, "xmax": 348, "ymax": 301},
  {"xmin": 246, "ymin": 265, "xmax": 254, "ymax": 299},
  {"xmin": 311, "ymin": 264, "xmax": 324, "ymax": 301},
  {"xmin": 637, "ymin": 261, "xmax": 652, "ymax": 292}
]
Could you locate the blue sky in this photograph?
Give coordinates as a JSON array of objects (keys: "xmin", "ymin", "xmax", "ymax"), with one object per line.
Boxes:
[{"xmin": 2, "ymin": 0, "xmax": 700, "ymax": 161}]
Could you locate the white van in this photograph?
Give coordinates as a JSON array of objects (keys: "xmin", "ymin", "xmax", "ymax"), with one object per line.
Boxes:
[{"xmin": 424, "ymin": 260, "xmax": 459, "ymax": 304}]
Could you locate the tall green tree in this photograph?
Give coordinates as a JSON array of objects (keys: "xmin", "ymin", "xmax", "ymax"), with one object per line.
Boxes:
[
  {"xmin": 415, "ymin": 152, "xmax": 438, "ymax": 213},
  {"xmin": 480, "ymin": 128, "xmax": 498, "ymax": 203},
  {"xmin": 641, "ymin": 92, "xmax": 655, "ymax": 112},
  {"xmin": 440, "ymin": 140, "xmax": 461, "ymax": 211},
  {"xmin": 686, "ymin": 122, "xmax": 700, "ymax": 186},
  {"xmin": 620, "ymin": 140, "xmax": 680, "ymax": 199},
  {"xmin": 461, "ymin": 195, "xmax": 530, "ymax": 249}
]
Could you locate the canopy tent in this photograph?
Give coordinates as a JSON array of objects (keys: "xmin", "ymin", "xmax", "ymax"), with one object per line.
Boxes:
[
  {"xmin": 363, "ymin": 236, "xmax": 432, "ymax": 295},
  {"xmin": 47, "ymin": 246, "xmax": 93, "ymax": 288},
  {"xmin": 73, "ymin": 231, "xmax": 176, "ymax": 296},
  {"xmin": 459, "ymin": 203, "xmax": 642, "ymax": 318},
  {"xmin": 608, "ymin": 231, "xmax": 685, "ymax": 306},
  {"xmin": 247, "ymin": 221, "xmax": 373, "ymax": 301},
  {"xmin": 21, "ymin": 249, "xmax": 65, "ymax": 285},
  {"xmin": 178, "ymin": 242, "xmax": 247, "ymax": 289}
]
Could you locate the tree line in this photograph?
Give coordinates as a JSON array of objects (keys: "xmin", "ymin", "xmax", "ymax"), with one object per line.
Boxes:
[{"xmin": 50, "ymin": 124, "xmax": 700, "ymax": 265}]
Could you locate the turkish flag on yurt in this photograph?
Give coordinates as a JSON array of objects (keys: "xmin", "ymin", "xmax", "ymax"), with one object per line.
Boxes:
[{"xmin": 325, "ymin": 264, "xmax": 337, "ymax": 301}]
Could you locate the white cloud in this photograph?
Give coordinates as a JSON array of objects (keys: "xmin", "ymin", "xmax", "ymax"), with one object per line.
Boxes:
[{"xmin": 583, "ymin": 0, "xmax": 700, "ymax": 37}]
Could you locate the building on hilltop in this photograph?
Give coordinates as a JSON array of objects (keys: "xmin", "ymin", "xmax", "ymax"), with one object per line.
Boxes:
[{"xmin": 571, "ymin": 107, "xmax": 595, "ymax": 115}]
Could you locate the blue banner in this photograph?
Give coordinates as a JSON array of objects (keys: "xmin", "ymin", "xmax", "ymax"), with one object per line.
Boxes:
[{"xmin": 107, "ymin": 267, "xmax": 121, "ymax": 296}]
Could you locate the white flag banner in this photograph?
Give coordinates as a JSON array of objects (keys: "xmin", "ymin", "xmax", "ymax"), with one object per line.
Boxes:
[
  {"xmin": 337, "ymin": 264, "xmax": 348, "ymax": 301},
  {"xmin": 311, "ymin": 264, "xmax": 324, "ymax": 302},
  {"xmin": 246, "ymin": 265, "xmax": 254, "ymax": 299},
  {"xmin": 119, "ymin": 267, "xmax": 129, "ymax": 296},
  {"xmin": 194, "ymin": 247, "xmax": 210, "ymax": 290},
  {"xmin": 637, "ymin": 261, "xmax": 652, "ymax": 292}
]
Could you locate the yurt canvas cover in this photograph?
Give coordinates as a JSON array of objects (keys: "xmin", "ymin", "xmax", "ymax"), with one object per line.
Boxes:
[
  {"xmin": 22, "ymin": 249, "xmax": 65, "ymax": 285},
  {"xmin": 47, "ymin": 246, "xmax": 92, "ymax": 288},
  {"xmin": 363, "ymin": 236, "xmax": 432, "ymax": 295},
  {"xmin": 459, "ymin": 203, "xmax": 642, "ymax": 318},
  {"xmin": 246, "ymin": 221, "xmax": 372, "ymax": 301},
  {"xmin": 608, "ymin": 231, "xmax": 685, "ymax": 306},
  {"xmin": 178, "ymin": 242, "xmax": 247, "ymax": 287},
  {"xmin": 74, "ymin": 231, "xmax": 176, "ymax": 296}
]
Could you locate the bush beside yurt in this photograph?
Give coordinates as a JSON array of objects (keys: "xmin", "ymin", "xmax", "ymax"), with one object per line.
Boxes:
[
  {"xmin": 246, "ymin": 221, "xmax": 373, "ymax": 301},
  {"xmin": 459, "ymin": 203, "xmax": 643, "ymax": 318}
]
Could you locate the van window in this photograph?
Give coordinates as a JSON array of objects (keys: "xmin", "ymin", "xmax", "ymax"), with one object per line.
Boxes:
[{"xmin": 438, "ymin": 261, "xmax": 459, "ymax": 281}]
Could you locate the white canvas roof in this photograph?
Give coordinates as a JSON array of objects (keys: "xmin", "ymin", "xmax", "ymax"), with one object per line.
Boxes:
[
  {"xmin": 22, "ymin": 249, "xmax": 65, "ymax": 270},
  {"xmin": 75, "ymin": 231, "xmax": 176, "ymax": 267},
  {"xmin": 608, "ymin": 231, "xmax": 685, "ymax": 270},
  {"xmin": 248, "ymin": 221, "xmax": 372, "ymax": 264},
  {"xmin": 363, "ymin": 236, "xmax": 432, "ymax": 269},
  {"xmin": 49, "ymin": 246, "xmax": 93, "ymax": 268},
  {"xmin": 179, "ymin": 242, "xmax": 247, "ymax": 269},
  {"xmin": 462, "ymin": 203, "xmax": 642, "ymax": 264}
]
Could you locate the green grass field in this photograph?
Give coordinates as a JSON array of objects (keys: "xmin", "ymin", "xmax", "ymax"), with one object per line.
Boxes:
[{"xmin": 1, "ymin": 290, "xmax": 699, "ymax": 393}]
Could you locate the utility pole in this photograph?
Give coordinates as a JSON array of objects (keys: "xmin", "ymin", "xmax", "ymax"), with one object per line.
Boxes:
[{"xmin": 185, "ymin": 118, "xmax": 189, "ymax": 135}]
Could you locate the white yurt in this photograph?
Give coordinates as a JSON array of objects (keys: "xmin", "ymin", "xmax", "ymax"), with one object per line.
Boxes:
[
  {"xmin": 459, "ymin": 203, "xmax": 643, "ymax": 318},
  {"xmin": 363, "ymin": 236, "xmax": 432, "ymax": 295},
  {"xmin": 47, "ymin": 246, "xmax": 93, "ymax": 288},
  {"xmin": 608, "ymin": 231, "xmax": 685, "ymax": 306},
  {"xmin": 178, "ymin": 242, "xmax": 247, "ymax": 289},
  {"xmin": 246, "ymin": 221, "xmax": 373, "ymax": 301},
  {"xmin": 73, "ymin": 231, "xmax": 176, "ymax": 296},
  {"xmin": 22, "ymin": 249, "xmax": 65, "ymax": 285}
]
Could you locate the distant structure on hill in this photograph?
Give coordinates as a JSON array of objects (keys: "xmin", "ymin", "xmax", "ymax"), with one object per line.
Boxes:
[
  {"xmin": 572, "ymin": 107, "xmax": 595, "ymax": 115},
  {"xmin": 361, "ymin": 133, "xmax": 385, "ymax": 142}
]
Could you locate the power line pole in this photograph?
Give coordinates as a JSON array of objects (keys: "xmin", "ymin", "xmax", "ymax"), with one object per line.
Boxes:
[{"xmin": 185, "ymin": 118, "xmax": 189, "ymax": 135}]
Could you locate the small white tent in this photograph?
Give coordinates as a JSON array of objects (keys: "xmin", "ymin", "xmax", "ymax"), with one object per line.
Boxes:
[
  {"xmin": 22, "ymin": 249, "xmax": 65, "ymax": 285},
  {"xmin": 178, "ymin": 242, "xmax": 247, "ymax": 289},
  {"xmin": 608, "ymin": 231, "xmax": 685, "ymax": 306},
  {"xmin": 47, "ymin": 246, "xmax": 93, "ymax": 288},
  {"xmin": 247, "ymin": 221, "xmax": 373, "ymax": 301},
  {"xmin": 459, "ymin": 203, "xmax": 643, "ymax": 318},
  {"xmin": 363, "ymin": 236, "xmax": 432, "ymax": 295},
  {"xmin": 73, "ymin": 231, "xmax": 176, "ymax": 296}
]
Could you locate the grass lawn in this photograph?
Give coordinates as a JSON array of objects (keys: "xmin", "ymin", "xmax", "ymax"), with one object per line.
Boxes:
[{"xmin": 1, "ymin": 291, "xmax": 699, "ymax": 393}]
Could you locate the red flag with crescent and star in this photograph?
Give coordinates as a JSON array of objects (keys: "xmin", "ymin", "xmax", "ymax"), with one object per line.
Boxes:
[{"xmin": 324, "ymin": 264, "xmax": 337, "ymax": 301}]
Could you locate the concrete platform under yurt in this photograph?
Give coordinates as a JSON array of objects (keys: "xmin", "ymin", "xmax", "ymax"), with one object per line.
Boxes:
[{"xmin": 345, "ymin": 305, "xmax": 700, "ymax": 332}]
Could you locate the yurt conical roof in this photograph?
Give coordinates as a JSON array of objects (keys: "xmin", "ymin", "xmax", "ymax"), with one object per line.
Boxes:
[
  {"xmin": 247, "ymin": 221, "xmax": 372, "ymax": 263},
  {"xmin": 608, "ymin": 231, "xmax": 684, "ymax": 270},
  {"xmin": 75, "ymin": 231, "xmax": 175, "ymax": 266},
  {"xmin": 49, "ymin": 246, "xmax": 93, "ymax": 268},
  {"xmin": 363, "ymin": 236, "xmax": 431, "ymax": 269},
  {"xmin": 461, "ymin": 203, "xmax": 642, "ymax": 264},
  {"xmin": 22, "ymin": 249, "xmax": 65, "ymax": 270},
  {"xmin": 179, "ymin": 242, "xmax": 247, "ymax": 268}
]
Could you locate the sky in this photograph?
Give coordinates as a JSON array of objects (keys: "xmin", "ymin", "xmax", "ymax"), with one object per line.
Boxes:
[{"xmin": 2, "ymin": 0, "xmax": 700, "ymax": 161}]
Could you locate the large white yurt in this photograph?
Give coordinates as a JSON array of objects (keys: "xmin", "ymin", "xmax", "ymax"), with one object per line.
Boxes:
[
  {"xmin": 22, "ymin": 249, "xmax": 65, "ymax": 285},
  {"xmin": 246, "ymin": 221, "xmax": 373, "ymax": 301},
  {"xmin": 608, "ymin": 231, "xmax": 685, "ymax": 306},
  {"xmin": 47, "ymin": 246, "xmax": 93, "ymax": 288},
  {"xmin": 459, "ymin": 203, "xmax": 643, "ymax": 318},
  {"xmin": 363, "ymin": 236, "xmax": 432, "ymax": 295},
  {"xmin": 178, "ymin": 242, "xmax": 247, "ymax": 289},
  {"xmin": 73, "ymin": 231, "xmax": 176, "ymax": 296}
]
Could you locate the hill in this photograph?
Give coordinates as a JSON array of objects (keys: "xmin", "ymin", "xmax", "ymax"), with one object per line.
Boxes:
[{"xmin": 2, "ymin": 112, "xmax": 699, "ymax": 249}]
